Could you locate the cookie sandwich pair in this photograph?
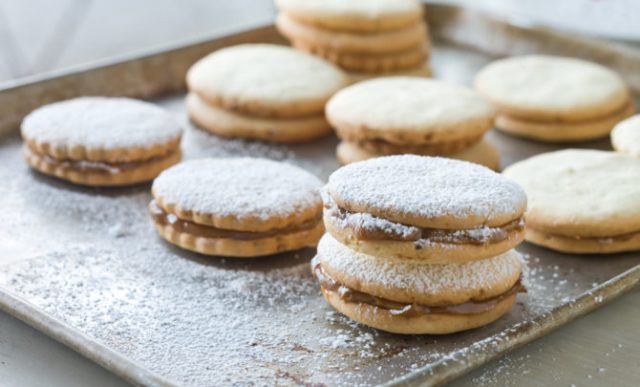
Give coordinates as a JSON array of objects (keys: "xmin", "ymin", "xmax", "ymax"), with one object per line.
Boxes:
[
  {"xmin": 327, "ymin": 77, "xmax": 500, "ymax": 170},
  {"xmin": 276, "ymin": 0, "xmax": 431, "ymax": 81},
  {"xmin": 476, "ymin": 55, "xmax": 634, "ymax": 142},
  {"xmin": 313, "ymin": 155, "xmax": 528, "ymax": 334},
  {"xmin": 186, "ymin": 44, "xmax": 349, "ymax": 143}
]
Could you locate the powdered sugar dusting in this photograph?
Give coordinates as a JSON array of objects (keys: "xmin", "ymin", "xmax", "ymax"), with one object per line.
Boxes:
[
  {"xmin": 21, "ymin": 97, "xmax": 182, "ymax": 149},
  {"xmin": 318, "ymin": 234, "xmax": 522, "ymax": 298},
  {"xmin": 328, "ymin": 155, "xmax": 527, "ymax": 225},
  {"xmin": 152, "ymin": 158, "xmax": 323, "ymax": 219}
]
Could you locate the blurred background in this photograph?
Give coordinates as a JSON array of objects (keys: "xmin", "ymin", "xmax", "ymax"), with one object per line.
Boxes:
[{"xmin": 1, "ymin": 0, "xmax": 638, "ymax": 83}]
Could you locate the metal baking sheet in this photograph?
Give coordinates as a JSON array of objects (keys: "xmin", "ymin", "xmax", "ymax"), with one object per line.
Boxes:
[{"xmin": 1, "ymin": 5, "xmax": 639, "ymax": 386}]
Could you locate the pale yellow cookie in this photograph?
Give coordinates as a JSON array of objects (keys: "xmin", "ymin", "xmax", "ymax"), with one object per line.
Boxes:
[
  {"xmin": 475, "ymin": 55, "xmax": 630, "ymax": 122},
  {"xmin": 186, "ymin": 93, "xmax": 331, "ymax": 143},
  {"xmin": 186, "ymin": 44, "xmax": 349, "ymax": 118},
  {"xmin": 611, "ymin": 114, "xmax": 640, "ymax": 157},
  {"xmin": 275, "ymin": 0, "xmax": 423, "ymax": 33}
]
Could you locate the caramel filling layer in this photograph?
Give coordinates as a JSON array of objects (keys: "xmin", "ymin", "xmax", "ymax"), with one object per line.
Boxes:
[
  {"xmin": 531, "ymin": 226, "xmax": 640, "ymax": 244},
  {"xmin": 353, "ymin": 134, "xmax": 483, "ymax": 156},
  {"xmin": 325, "ymin": 196, "xmax": 524, "ymax": 245},
  {"xmin": 30, "ymin": 146, "xmax": 177, "ymax": 174},
  {"xmin": 313, "ymin": 262, "xmax": 524, "ymax": 317},
  {"xmin": 149, "ymin": 200, "xmax": 321, "ymax": 240}
]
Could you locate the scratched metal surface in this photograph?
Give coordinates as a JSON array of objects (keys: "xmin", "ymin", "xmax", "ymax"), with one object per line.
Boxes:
[{"xmin": 0, "ymin": 6, "xmax": 639, "ymax": 387}]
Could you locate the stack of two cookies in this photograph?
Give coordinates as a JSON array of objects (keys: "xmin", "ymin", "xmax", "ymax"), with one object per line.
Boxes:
[
  {"xmin": 186, "ymin": 44, "xmax": 349, "ymax": 143},
  {"xmin": 475, "ymin": 55, "xmax": 635, "ymax": 142},
  {"xmin": 275, "ymin": 0, "xmax": 431, "ymax": 80},
  {"xmin": 313, "ymin": 155, "xmax": 528, "ymax": 334},
  {"xmin": 327, "ymin": 77, "xmax": 501, "ymax": 170}
]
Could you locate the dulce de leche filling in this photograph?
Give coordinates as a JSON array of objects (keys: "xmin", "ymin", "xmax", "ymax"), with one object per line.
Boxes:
[
  {"xmin": 149, "ymin": 200, "xmax": 320, "ymax": 240},
  {"xmin": 324, "ymin": 195, "xmax": 524, "ymax": 245},
  {"xmin": 313, "ymin": 261, "xmax": 525, "ymax": 317},
  {"xmin": 29, "ymin": 145, "xmax": 177, "ymax": 174}
]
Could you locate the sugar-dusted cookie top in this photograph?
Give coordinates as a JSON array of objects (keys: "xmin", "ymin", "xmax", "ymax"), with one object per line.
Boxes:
[
  {"xmin": 317, "ymin": 233, "xmax": 523, "ymax": 305},
  {"xmin": 504, "ymin": 149, "xmax": 640, "ymax": 237},
  {"xmin": 275, "ymin": 0, "xmax": 423, "ymax": 32},
  {"xmin": 612, "ymin": 114, "xmax": 640, "ymax": 158},
  {"xmin": 327, "ymin": 155, "xmax": 527, "ymax": 229},
  {"xmin": 21, "ymin": 97, "xmax": 182, "ymax": 162},
  {"xmin": 186, "ymin": 44, "xmax": 349, "ymax": 118},
  {"xmin": 326, "ymin": 77, "xmax": 495, "ymax": 144},
  {"xmin": 152, "ymin": 158, "xmax": 323, "ymax": 232},
  {"xmin": 475, "ymin": 55, "xmax": 629, "ymax": 121}
]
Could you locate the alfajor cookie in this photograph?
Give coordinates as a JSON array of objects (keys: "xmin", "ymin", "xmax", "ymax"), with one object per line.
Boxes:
[
  {"xmin": 336, "ymin": 138, "xmax": 500, "ymax": 170},
  {"xmin": 326, "ymin": 77, "xmax": 496, "ymax": 166},
  {"xmin": 323, "ymin": 155, "xmax": 527, "ymax": 263},
  {"xmin": 150, "ymin": 158, "xmax": 324, "ymax": 257},
  {"xmin": 186, "ymin": 44, "xmax": 349, "ymax": 119},
  {"xmin": 611, "ymin": 114, "xmax": 640, "ymax": 158},
  {"xmin": 275, "ymin": 0, "xmax": 423, "ymax": 33},
  {"xmin": 21, "ymin": 97, "xmax": 182, "ymax": 186},
  {"xmin": 475, "ymin": 55, "xmax": 633, "ymax": 142},
  {"xmin": 313, "ymin": 234, "xmax": 524, "ymax": 334},
  {"xmin": 503, "ymin": 149, "xmax": 640, "ymax": 254}
]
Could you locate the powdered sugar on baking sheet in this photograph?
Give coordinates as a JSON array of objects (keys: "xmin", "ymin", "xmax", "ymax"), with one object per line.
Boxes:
[
  {"xmin": 152, "ymin": 158, "xmax": 323, "ymax": 219},
  {"xmin": 318, "ymin": 233, "xmax": 522, "ymax": 299},
  {"xmin": 21, "ymin": 97, "xmax": 182, "ymax": 149},
  {"xmin": 328, "ymin": 155, "xmax": 527, "ymax": 225}
]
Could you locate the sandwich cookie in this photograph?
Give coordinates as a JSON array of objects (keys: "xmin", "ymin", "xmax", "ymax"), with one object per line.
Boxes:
[
  {"xmin": 475, "ymin": 55, "xmax": 633, "ymax": 142},
  {"xmin": 324, "ymin": 155, "xmax": 527, "ymax": 263},
  {"xmin": 504, "ymin": 149, "xmax": 640, "ymax": 254},
  {"xmin": 21, "ymin": 97, "xmax": 182, "ymax": 186},
  {"xmin": 150, "ymin": 158, "xmax": 324, "ymax": 257},
  {"xmin": 326, "ymin": 77, "xmax": 497, "ymax": 167},
  {"xmin": 275, "ymin": 0, "xmax": 424, "ymax": 33},
  {"xmin": 611, "ymin": 114, "xmax": 640, "ymax": 158},
  {"xmin": 313, "ymin": 234, "xmax": 524, "ymax": 334}
]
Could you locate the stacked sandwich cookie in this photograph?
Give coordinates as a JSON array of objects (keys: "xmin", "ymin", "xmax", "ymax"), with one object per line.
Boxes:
[
  {"xmin": 150, "ymin": 158, "xmax": 324, "ymax": 257},
  {"xmin": 327, "ymin": 77, "xmax": 500, "ymax": 169},
  {"xmin": 313, "ymin": 155, "xmax": 528, "ymax": 334},
  {"xmin": 21, "ymin": 97, "xmax": 182, "ymax": 186},
  {"xmin": 186, "ymin": 44, "xmax": 349, "ymax": 143},
  {"xmin": 475, "ymin": 55, "xmax": 634, "ymax": 142},
  {"xmin": 275, "ymin": 0, "xmax": 431, "ymax": 81},
  {"xmin": 504, "ymin": 149, "xmax": 640, "ymax": 254}
]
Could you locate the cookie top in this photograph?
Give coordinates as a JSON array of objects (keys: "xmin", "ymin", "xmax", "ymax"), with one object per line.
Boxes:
[
  {"xmin": 475, "ymin": 55, "xmax": 629, "ymax": 121},
  {"xmin": 503, "ymin": 149, "xmax": 640, "ymax": 237},
  {"xmin": 21, "ymin": 97, "xmax": 182, "ymax": 162},
  {"xmin": 317, "ymin": 233, "xmax": 522, "ymax": 305},
  {"xmin": 152, "ymin": 158, "xmax": 323, "ymax": 232},
  {"xmin": 326, "ymin": 77, "xmax": 495, "ymax": 144},
  {"xmin": 326, "ymin": 155, "xmax": 527, "ymax": 229},
  {"xmin": 612, "ymin": 114, "xmax": 640, "ymax": 157},
  {"xmin": 275, "ymin": 0, "xmax": 423, "ymax": 32},
  {"xmin": 186, "ymin": 44, "xmax": 349, "ymax": 118}
]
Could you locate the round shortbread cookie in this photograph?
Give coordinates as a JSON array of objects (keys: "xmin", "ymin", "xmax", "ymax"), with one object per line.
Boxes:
[
  {"xmin": 21, "ymin": 97, "xmax": 182, "ymax": 162},
  {"xmin": 316, "ymin": 233, "xmax": 523, "ymax": 305},
  {"xmin": 277, "ymin": 13, "xmax": 428, "ymax": 54},
  {"xmin": 322, "ymin": 287, "xmax": 517, "ymax": 334},
  {"xmin": 495, "ymin": 100, "xmax": 636, "ymax": 143},
  {"xmin": 152, "ymin": 158, "xmax": 323, "ymax": 232},
  {"xmin": 525, "ymin": 227, "xmax": 640, "ymax": 255},
  {"xmin": 293, "ymin": 41, "xmax": 429, "ymax": 73},
  {"xmin": 327, "ymin": 155, "xmax": 527, "ymax": 229},
  {"xmin": 475, "ymin": 55, "xmax": 630, "ymax": 122},
  {"xmin": 348, "ymin": 62, "xmax": 432, "ymax": 83},
  {"xmin": 275, "ymin": 0, "xmax": 423, "ymax": 33},
  {"xmin": 326, "ymin": 77, "xmax": 495, "ymax": 145},
  {"xmin": 336, "ymin": 138, "xmax": 500, "ymax": 170},
  {"xmin": 186, "ymin": 44, "xmax": 349, "ymax": 118},
  {"xmin": 612, "ymin": 114, "xmax": 640, "ymax": 157},
  {"xmin": 186, "ymin": 93, "xmax": 331, "ymax": 143},
  {"xmin": 503, "ymin": 150, "xmax": 640, "ymax": 241}
]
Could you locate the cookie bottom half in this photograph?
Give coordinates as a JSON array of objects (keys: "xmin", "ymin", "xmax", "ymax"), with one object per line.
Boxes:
[
  {"xmin": 24, "ymin": 145, "xmax": 181, "ymax": 186},
  {"xmin": 526, "ymin": 227, "xmax": 640, "ymax": 254}
]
